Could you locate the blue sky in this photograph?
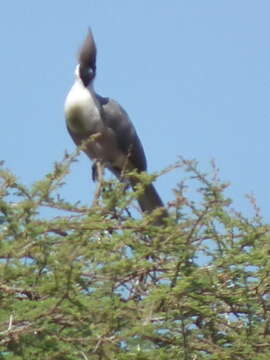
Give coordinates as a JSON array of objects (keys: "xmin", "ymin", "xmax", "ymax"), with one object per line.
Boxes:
[{"xmin": 1, "ymin": 1, "xmax": 270, "ymax": 219}]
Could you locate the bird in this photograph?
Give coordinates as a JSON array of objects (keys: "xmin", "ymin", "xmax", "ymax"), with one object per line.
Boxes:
[{"xmin": 64, "ymin": 30, "xmax": 165, "ymax": 218}]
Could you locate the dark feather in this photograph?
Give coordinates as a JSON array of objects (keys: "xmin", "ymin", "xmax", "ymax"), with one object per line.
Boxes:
[
  {"xmin": 97, "ymin": 94, "xmax": 147, "ymax": 172},
  {"xmin": 78, "ymin": 29, "xmax": 97, "ymax": 75}
]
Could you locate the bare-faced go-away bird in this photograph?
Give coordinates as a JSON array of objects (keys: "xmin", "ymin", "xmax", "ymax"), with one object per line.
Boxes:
[{"xmin": 64, "ymin": 30, "xmax": 165, "ymax": 218}]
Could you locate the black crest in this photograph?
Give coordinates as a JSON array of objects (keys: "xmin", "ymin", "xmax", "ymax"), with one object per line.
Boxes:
[{"xmin": 78, "ymin": 29, "xmax": 97, "ymax": 85}]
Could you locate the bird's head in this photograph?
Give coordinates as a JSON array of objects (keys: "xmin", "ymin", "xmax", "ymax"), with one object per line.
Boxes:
[{"xmin": 76, "ymin": 29, "xmax": 97, "ymax": 87}]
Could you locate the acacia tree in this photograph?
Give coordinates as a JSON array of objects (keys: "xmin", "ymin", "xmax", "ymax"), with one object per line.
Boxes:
[{"xmin": 0, "ymin": 154, "xmax": 270, "ymax": 360}]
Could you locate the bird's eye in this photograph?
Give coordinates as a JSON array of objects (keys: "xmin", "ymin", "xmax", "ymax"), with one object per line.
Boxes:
[{"xmin": 79, "ymin": 66, "xmax": 95, "ymax": 86}]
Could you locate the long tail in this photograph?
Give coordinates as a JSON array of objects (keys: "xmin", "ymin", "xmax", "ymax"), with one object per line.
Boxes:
[
  {"xmin": 137, "ymin": 183, "xmax": 163, "ymax": 212},
  {"xmin": 135, "ymin": 183, "xmax": 167, "ymax": 224}
]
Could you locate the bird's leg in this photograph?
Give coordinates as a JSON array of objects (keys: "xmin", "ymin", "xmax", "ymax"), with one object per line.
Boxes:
[
  {"xmin": 92, "ymin": 160, "xmax": 104, "ymax": 206},
  {"xmin": 91, "ymin": 161, "xmax": 98, "ymax": 182}
]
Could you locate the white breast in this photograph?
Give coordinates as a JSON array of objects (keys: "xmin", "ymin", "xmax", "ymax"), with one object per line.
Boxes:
[{"xmin": 64, "ymin": 80, "xmax": 102, "ymax": 134}]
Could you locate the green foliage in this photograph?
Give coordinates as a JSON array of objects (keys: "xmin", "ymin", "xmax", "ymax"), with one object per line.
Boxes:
[{"xmin": 0, "ymin": 154, "xmax": 270, "ymax": 359}]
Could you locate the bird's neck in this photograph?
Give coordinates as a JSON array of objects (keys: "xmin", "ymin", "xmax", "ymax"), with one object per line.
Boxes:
[{"xmin": 66, "ymin": 77, "xmax": 98, "ymax": 107}]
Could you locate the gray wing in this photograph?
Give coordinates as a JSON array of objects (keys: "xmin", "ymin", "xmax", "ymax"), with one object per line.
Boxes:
[{"xmin": 97, "ymin": 95, "xmax": 147, "ymax": 172}]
